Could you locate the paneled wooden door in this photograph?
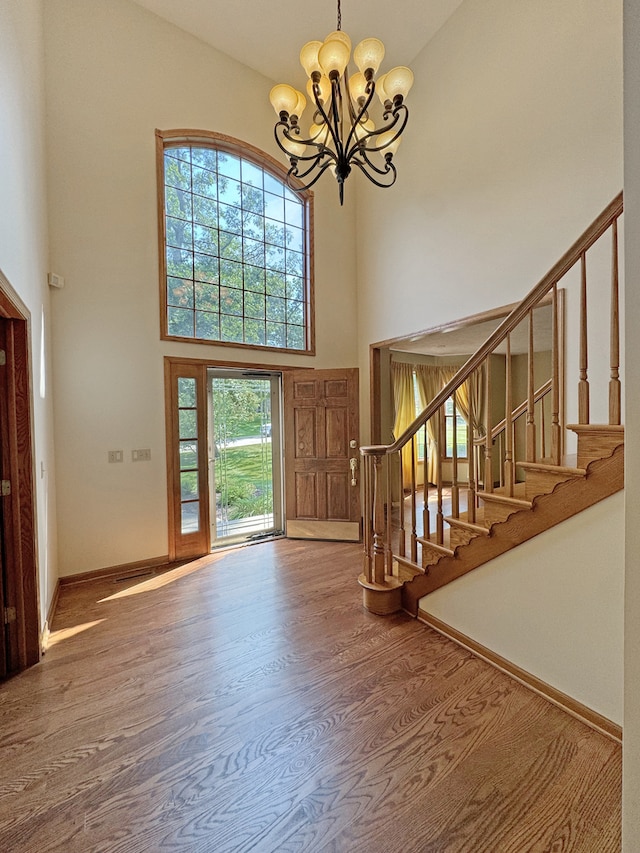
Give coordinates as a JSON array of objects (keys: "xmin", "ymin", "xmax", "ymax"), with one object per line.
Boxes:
[
  {"xmin": 284, "ymin": 368, "xmax": 360, "ymax": 541},
  {"xmin": 0, "ymin": 306, "xmax": 39, "ymax": 675},
  {"xmin": 0, "ymin": 319, "xmax": 7, "ymax": 677}
]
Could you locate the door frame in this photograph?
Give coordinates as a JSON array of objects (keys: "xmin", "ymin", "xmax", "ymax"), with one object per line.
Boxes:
[
  {"xmin": 0, "ymin": 271, "xmax": 40, "ymax": 673},
  {"xmin": 164, "ymin": 356, "xmax": 312, "ymax": 561},
  {"xmin": 207, "ymin": 367, "xmax": 284, "ymax": 548},
  {"xmin": 369, "ymin": 294, "xmax": 563, "ymax": 448}
]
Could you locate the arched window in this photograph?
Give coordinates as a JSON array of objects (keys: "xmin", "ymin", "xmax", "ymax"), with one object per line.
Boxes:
[{"xmin": 157, "ymin": 130, "xmax": 314, "ymax": 353}]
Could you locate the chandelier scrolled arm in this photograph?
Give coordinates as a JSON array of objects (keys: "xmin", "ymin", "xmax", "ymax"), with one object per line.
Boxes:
[
  {"xmin": 346, "ymin": 101, "xmax": 409, "ymax": 162},
  {"xmin": 274, "ymin": 121, "xmax": 335, "ymax": 164},
  {"xmin": 268, "ymin": 0, "xmax": 414, "ymax": 204},
  {"xmin": 288, "ymin": 157, "xmax": 337, "ymax": 191},
  {"xmin": 350, "ymin": 154, "xmax": 397, "ymax": 189}
]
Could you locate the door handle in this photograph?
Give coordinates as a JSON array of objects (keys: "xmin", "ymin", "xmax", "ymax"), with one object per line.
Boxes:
[{"xmin": 350, "ymin": 457, "xmax": 358, "ymax": 486}]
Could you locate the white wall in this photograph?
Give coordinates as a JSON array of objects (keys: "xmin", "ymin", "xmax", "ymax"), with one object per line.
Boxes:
[
  {"xmin": 43, "ymin": 0, "xmax": 358, "ymax": 576},
  {"xmin": 354, "ymin": 0, "xmax": 624, "ymax": 721},
  {"xmin": 421, "ymin": 492, "xmax": 624, "ymax": 723},
  {"xmin": 623, "ymin": 0, "xmax": 640, "ymax": 846},
  {"xmin": 0, "ymin": 0, "xmax": 58, "ymax": 623}
]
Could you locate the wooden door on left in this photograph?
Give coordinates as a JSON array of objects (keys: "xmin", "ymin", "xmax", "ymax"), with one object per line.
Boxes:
[{"xmin": 0, "ymin": 301, "xmax": 39, "ymax": 674}]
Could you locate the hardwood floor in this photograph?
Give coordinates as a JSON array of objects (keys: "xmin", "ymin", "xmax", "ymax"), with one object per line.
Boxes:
[{"xmin": 0, "ymin": 539, "xmax": 621, "ymax": 852}]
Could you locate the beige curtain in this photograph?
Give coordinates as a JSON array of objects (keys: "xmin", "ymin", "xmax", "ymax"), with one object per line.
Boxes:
[
  {"xmin": 392, "ymin": 361, "xmax": 484, "ymax": 489},
  {"xmin": 453, "ymin": 366, "xmax": 486, "ymax": 484},
  {"xmin": 455, "ymin": 366, "xmax": 486, "ymax": 436},
  {"xmin": 391, "ymin": 362, "xmax": 418, "ymax": 488},
  {"xmin": 414, "ymin": 364, "xmax": 457, "ymax": 485}
]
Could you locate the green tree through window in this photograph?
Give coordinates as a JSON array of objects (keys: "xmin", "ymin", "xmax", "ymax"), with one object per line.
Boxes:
[{"xmin": 160, "ymin": 135, "xmax": 312, "ymax": 351}]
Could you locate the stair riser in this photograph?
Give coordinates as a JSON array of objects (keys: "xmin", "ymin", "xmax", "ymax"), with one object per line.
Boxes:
[
  {"xmin": 483, "ymin": 502, "xmax": 522, "ymax": 526},
  {"xmin": 567, "ymin": 424, "xmax": 624, "ymax": 468},
  {"xmin": 449, "ymin": 528, "xmax": 476, "ymax": 548},
  {"xmin": 524, "ymin": 470, "xmax": 573, "ymax": 500},
  {"xmin": 577, "ymin": 435, "xmax": 622, "ymax": 468},
  {"xmin": 396, "ymin": 564, "xmax": 424, "ymax": 583},
  {"xmin": 421, "ymin": 545, "xmax": 446, "ymax": 569}
]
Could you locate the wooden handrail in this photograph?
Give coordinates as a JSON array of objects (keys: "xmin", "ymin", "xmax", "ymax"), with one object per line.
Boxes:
[
  {"xmin": 361, "ymin": 192, "xmax": 623, "ymax": 459},
  {"xmin": 474, "ymin": 378, "xmax": 553, "ymax": 446}
]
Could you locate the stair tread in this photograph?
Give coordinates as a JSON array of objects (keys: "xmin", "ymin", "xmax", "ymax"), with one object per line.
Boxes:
[
  {"xmin": 477, "ymin": 489, "xmax": 532, "ymax": 509},
  {"xmin": 518, "ymin": 460, "xmax": 587, "ymax": 476},
  {"xmin": 394, "ymin": 554, "xmax": 425, "ymax": 573},
  {"xmin": 445, "ymin": 514, "xmax": 490, "ymax": 536},
  {"xmin": 417, "ymin": 533, "xmax": 455, "ymax": 557},
  {"xmin": 566, "ymin": 423, "xmax": 624, "ymax": 435}
]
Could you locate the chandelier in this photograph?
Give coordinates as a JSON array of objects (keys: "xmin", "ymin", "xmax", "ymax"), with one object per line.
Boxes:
[{"xmin": 268, "ymin": 0, "xmax": 414, "ymax": 204}]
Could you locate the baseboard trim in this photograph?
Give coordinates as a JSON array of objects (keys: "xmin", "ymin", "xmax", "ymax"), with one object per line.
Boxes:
[
  {"xmin": 59, "ymin": 555, "xmax": 172, "ymax": 586},
  {"xmin": 47, "ymin": 578, "xmax": 61, "ymax": 623},
  {"xmin": 41, "ymin": 579, "xmax": 61, "ymax": 651},
  {"xmin": 417, "ymin": 609, "xmax": 622, "ymax": 744}
]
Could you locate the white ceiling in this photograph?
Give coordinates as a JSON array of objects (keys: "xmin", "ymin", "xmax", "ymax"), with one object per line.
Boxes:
[
  {"xmin": 129, "ymin": 0, "xmax": 464, "ymax": 84},
  {"xmin": 391, "ymin": 303, "xmax": 554, "ymax": 357}
]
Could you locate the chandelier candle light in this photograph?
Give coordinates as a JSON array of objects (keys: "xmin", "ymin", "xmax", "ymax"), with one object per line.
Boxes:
[{"xmin": 268, "ymin": 0, "xmax": 414, "ymax": 204}]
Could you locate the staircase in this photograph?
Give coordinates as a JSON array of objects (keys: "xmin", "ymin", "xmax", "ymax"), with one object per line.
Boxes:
[{"xmin": 359, "ymin": 193, "xmax": 624, "ymax": 617}]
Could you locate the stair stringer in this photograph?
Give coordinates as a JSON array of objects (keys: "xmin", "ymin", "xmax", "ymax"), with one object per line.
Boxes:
[{"xmin": 401, "ymin": 443, "xmax": 624, "ymax": 616}]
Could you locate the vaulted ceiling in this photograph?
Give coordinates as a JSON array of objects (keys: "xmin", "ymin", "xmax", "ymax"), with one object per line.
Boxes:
[{"xmin": 129, "ymin": 0, "xmax": 464, "ymax": 83}]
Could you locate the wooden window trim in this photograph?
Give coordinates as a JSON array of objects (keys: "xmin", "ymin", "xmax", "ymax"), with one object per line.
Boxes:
[
  {"xmin": 442, "ymin": 400, "xmax": 469, "ymax": 462},
  {"xmin": 156, "ymin": 129, "xmax": 315, "ymax": 356},
  {"xmin": 164, "ymin": 360, "xmax": 210, "ymax": 561}
]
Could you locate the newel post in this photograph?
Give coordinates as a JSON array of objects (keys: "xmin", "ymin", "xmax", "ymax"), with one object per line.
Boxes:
[{"xmin": 358, "ymin": 446, "xmax": 403, "ymax": 616}]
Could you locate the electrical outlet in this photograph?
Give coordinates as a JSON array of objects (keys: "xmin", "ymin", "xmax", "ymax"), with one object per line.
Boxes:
[
  {"xmin": 108, "ymin": 450, "xmax": 123, "ymax": 463},
  {"xmin": 132, "ymin": 448, "xmax": 151, "ymax": 462}
]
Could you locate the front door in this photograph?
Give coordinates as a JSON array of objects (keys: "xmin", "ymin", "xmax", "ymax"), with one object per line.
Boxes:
[
  {"xmin": 284, "ymin": 368, "xmax": 360, "ymax": 541},
  {"xmin": 208, "ymin": 369, "xmax": 284, "ymax": 547}
]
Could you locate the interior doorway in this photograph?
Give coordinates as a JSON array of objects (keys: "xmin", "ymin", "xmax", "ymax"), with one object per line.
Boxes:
[
  {"xmin": 208, "ymin": 369, "xmax": 284, "ymax": 547},
  {"xmin": 0, "ymin": 279, "xmax": 40, "ymax": 676},
  {"xmin": 369, "ymin": 296, "xmax": 560, "ymax": 447}
]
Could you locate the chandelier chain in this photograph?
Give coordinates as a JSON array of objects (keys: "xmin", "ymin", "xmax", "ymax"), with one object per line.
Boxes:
[{"xmin": 337, "ymin": 0, "xmax": 341, "ymax": 31}]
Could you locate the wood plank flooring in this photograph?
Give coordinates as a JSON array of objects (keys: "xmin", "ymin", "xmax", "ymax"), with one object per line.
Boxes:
[{"xmin": 0, "ymin": 539, "xmax": 621, "ymax": 852}]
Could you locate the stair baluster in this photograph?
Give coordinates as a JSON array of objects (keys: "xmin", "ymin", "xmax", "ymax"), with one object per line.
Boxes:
[
  {"xmin": 372, "ymin": 451, "xmax": 386, "ymax": 584},
  {"xmin": 526, "ymin": 309, "xmax": 536, "ymax": 462},
  {"xmin": 579, "ymin": 252, "xmax": 590, "ymax": 424},
  {"xmin": 551, "ymin": 282, "xmax": 561, "ymax": 464},
  {"xmin": 467, "ymin": 379, "xmax": 477, "ymax": 524},
  {"xmin": 422, "ymin": 426, "xmax": 430, "ymax": 540},
  {"xmin": 385, "ymin": 449, "xmax": 393, "ymax": 572},
  {"xmin": 436, "ymin": 408, "xmax": 445, "ymax": 544},
  {"xmin": 410, "ymin": 436, "xmax": 418, "ymax": 563},
  {"xmin": 484, "ymin": 358, "xmax": 493, "ymax": 493},
  {"xmin": 505, "ymin": 334, "xmax": 514, "ymax": 496},
  {"xmin": 610, "ymin": 219, "xmax": 621, "ymax": 425},
  {"xmin": 451, "ymin": 394, "xmax": 460, "ymax": 517},
  {"xmin": 397, "ymin": 448, "xmax": 405, "ymax": 558}
]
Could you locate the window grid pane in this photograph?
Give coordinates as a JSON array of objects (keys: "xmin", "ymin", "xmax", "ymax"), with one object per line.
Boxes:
[
  {"xmin": 163, "ymin": 143, "xmax": 308, "ymax": 350},
  {"xmin": 177, "ymin": 377, "xmax": 200, "ymax": 534}
]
